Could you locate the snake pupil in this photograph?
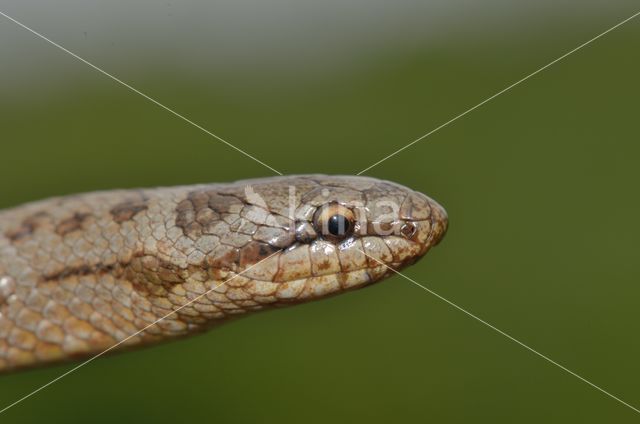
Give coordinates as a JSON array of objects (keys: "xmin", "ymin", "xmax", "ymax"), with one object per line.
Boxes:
[{"xmin": 328, "ymin": 214, "xmax": 350, "ymax": 237}]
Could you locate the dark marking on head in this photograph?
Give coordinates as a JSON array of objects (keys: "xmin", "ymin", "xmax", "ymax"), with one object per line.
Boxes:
[
  {"xmin": 399, "ymin": 192, "xmax": 431, "ymax": 221},
  {"xmin": 6, "ymin": 223, "xmax": 36, "ymax": 242},
  {"xmin": 239, "ymin": 241, "xmax": 280, "ymax": 267},
  {"xmin": 111, "ymin": 200, "xmax": 148, "ymax": 223},
  {"xmin": 56, "ymin": 212, "xmax": 91, "ymax": 236},
  {"xmin": 207, "ymin": 193, "xmax": 243, "ymax": 214},
  {"xmin": 206, "ymin": 246, "xmax": 240, "ymax": 270},
  {"xmin": 315, "ymin": 259, "xmax": 333, "ymax": 271},
  {"xmin": 176, "ymin": 197, "xmax": 199, "ymax": 238},
  {"xmin": 5, "ymin": 212, "xmax": 48, "ymax": 242},
  {"xmin": 42, "ymin": 263, "xmax": 117, "ymax": 282},
  {"xmin": 176, "ymin": 191, "xmax": 242, "ymax": 239}
]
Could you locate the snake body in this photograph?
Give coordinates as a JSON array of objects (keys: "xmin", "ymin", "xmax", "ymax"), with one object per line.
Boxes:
[{"xmin": 0, "ymin": 175, "xmax": 447, "ymax": 372}]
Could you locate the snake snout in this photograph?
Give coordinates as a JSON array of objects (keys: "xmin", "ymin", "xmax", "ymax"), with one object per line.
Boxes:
[
  {"xmin": 428, "ymin": 199, "xmax": 448, "ymax": 246},
  {"xmin": 401, "ymin": 190, "xmax": 448, "ymax": 249}
]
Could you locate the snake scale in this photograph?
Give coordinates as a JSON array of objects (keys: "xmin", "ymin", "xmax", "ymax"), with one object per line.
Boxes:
[{"xmin": 0, "ymin": 175, "xmax": 447, "ymax": 373}]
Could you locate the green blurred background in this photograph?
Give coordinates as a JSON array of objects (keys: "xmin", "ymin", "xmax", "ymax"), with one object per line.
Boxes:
[{"xmin": 1, "ymin": 1, "xmax": 640, "ymax": 422}]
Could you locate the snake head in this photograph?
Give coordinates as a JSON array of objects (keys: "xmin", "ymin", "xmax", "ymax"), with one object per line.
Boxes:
[
  {"xmin": 219, "ymin": 175, "xmax": 448, "ymax": 303},
  {"xmin": 0, "ymin": 175, "xmax": 446, "ymax": 372}
]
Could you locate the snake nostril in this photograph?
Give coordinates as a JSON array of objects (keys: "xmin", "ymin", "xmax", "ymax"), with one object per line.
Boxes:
[{"xmin": 400, "ymin": 222, "xmax": 417, "ymax": 239}]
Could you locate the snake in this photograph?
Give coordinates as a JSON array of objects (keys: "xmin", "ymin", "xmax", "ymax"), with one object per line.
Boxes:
[{"xmin": 0, "ymin": 175, "xmax": 447, "ymax": 373}]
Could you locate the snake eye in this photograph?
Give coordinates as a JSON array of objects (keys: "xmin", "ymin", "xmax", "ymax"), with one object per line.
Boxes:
[
  {"xmin": 327, "ymin": 214, "xmax": 352, "ymax": 237},
  {"xmin": 314, "ymin": 203, "xmax": 355, "ymax": 241}
]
